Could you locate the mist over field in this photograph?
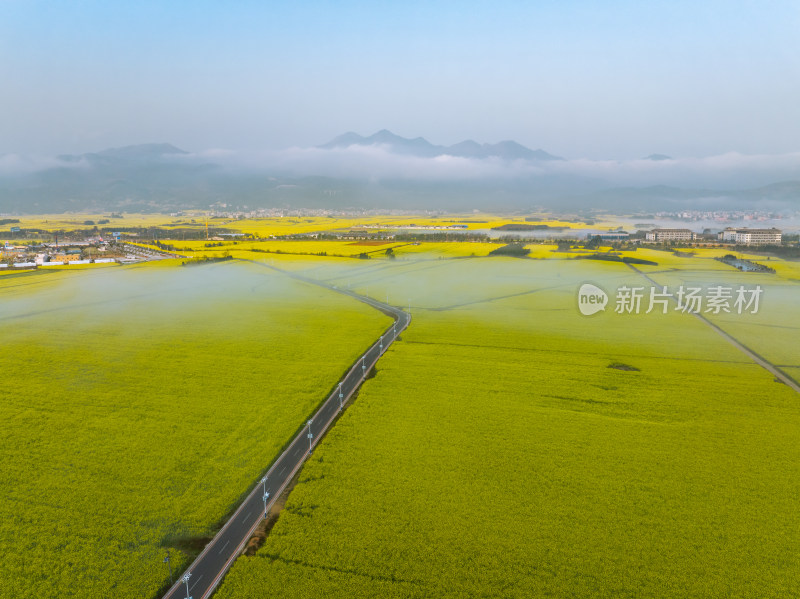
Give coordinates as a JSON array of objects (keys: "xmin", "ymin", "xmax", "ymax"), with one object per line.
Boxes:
[
  {"xmin": 0, "ymin": 262, "xmax": 298, "ymax": 326},
  {"xmin": 0, "ymin": 259, "xmax": 393, "ymax": 599}
]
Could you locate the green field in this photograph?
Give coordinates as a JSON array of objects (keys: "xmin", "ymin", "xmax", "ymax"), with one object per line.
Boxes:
[
  {"xmin": 3, "ymin": 243, "xmax": 799, "ymax": 598},
  {"xmin": 0, "ymin": 261, "xmax": 391, "ymax": 598},
  {"xmin": 216, "ymin": 254, "xmax": 800, "ymax": 598},
  {"xmin": 635, "ymin": 256, "xmax": 800, "ymax": 378}
]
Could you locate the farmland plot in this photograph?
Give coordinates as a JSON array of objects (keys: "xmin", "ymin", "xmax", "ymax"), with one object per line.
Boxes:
[
  {"xmin": 217, "ymin": 255, "xmax": 800, "ymax": 598},
  {"xmin": 0, "ymin": 261, "xmax": 390, "ymax": 598}
]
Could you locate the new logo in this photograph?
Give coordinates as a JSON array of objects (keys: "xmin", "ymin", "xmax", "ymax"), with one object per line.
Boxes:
[{"xmin": 577, "ymin": 283, "xmax": 608, "ymax": 316}]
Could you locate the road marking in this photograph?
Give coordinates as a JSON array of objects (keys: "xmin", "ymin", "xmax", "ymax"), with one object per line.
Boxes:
[
  {"xmin": 244, "ymin": 510, "xmax": 252, "ymax": 521},
  {"xmin": 279, "ymin": 466, "xmax": 286, "ymax": 475},
  {"xmin": 219, "ymin": 540, "xmax": 230, "ymax": 554},
  {"xmin": 190, "ymin": 574, "xmax": 203, "ymax": 591}
]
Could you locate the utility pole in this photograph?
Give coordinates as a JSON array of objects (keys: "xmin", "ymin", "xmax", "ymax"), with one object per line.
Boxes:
[
  {"xmin": 164, "ymin": 550, "xmax": 173, "ymax": 585},
  {"xmin": 338, "ymin": 382, "xmax": 344, "ymax": 411},
  {"xmin": 182, "ymin": 572, "xmax": 192, "ymax": 599},
  {"xmin": 261, "ymin": 475, "xmax": 270, "ymax": 516},
  {"xmin": 307, "ymin": 419, "xmax": 314, "ymax": 454}
]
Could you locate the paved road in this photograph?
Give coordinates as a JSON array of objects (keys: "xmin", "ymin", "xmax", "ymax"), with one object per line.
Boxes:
[{"xmin": 161, "ymin": 264, "xmax": 410, "ymax": 599}]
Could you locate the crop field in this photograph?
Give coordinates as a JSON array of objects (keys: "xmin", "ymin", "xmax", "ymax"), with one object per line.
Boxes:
[
  {"xmin": 768, "ymin": 260, "xmax": 800, "ymax": 281},
  {"xmin": 162, "ymin": 239, "xmax": 410, "ymax": 258},
  {"xmin": 215, "ymin": 253, "xmax": 800, "ymax": 598},
  {"xmin": 390, "ymin": 241, "xmax": 504, "ymax": 258},
  {"xmin": 2, "ymin": 212, "xmax": 601, "ymax": 240},
  {"xmin": 2, "ymin": 213, "xmax": 185, "ymax": 232},
  {"xmin": 632, "ymin": 251, "xmax": 800, "ymax": 385},
  {"xmin": 0, "ymin": 261, "xmax": 391, "ymax": 598},
  {"xmin": 140, "ymin": 239, "xmax": 540, "ymax": 261},
  {"xmin": 221, "ymin": 214, "xmax": 595, "ymax": 237},
  {"xmin": 3, "ymin": 238, "xmax": 798, "ymax": 598}
]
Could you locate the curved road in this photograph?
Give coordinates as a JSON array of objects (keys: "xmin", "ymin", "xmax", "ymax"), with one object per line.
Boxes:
[{"xmin": 161, "ymin": 264, "xmax": 410, "ymax": 599}]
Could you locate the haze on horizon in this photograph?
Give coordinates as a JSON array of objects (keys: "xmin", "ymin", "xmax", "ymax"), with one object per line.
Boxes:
[{"xmin": 1, "ymin": 0, "xmax": 799, "ymax": 161}]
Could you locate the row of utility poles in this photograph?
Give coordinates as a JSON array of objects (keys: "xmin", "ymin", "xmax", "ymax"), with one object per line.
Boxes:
[{"xmin": 166, "ymin": 302, "xmax": 402, "ymax": 599}]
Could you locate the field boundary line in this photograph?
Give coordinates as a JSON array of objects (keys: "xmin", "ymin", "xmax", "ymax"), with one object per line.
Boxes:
[{"xmin": 627, "ymin": 264, "xmax": 800, "ymax": 394}]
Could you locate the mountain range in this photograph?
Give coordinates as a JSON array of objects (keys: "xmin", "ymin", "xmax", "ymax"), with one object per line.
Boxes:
[
  {"xmin": 56, "ymin": 142, "xmax": 189, "ymax": 164},
  {"xmin": 0, "ymin": 134, "xmax": 798, "ymax": 214},
  {"xmin": 319, "ymin": 129, "xmax": 563, "ymax": 161}
]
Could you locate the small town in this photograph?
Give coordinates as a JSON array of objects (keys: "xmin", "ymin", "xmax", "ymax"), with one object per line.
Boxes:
[{"xmin": 0, "ymin": 238, "xmax": 176, "ymax": 269}]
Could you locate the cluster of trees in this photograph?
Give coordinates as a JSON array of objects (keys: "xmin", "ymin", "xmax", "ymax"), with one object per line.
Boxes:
[
  {"xmin": 488, "ymin": 243, "xmax": 530, "ymax": 257},
  {"xmin": 716, "ymin": 254, "xmax": 775, "ymax": 273},
  {"xmin": 181, "ymin": 254, "xmax": 233, "ymax": 266}
]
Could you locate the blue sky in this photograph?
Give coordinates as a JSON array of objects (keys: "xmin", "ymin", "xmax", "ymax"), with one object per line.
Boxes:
[{"xmin": 1, "ymin": 0, "xmax": 798, "ymax": 158}]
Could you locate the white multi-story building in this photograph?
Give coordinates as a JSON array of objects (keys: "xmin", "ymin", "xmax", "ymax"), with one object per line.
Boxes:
[
  {"xmin": 719, "ymin": 227, "xmax": 781, "ymax": 245},
  {"xmin": 645, "ymin": 228, "xmax": 695, "ymax": 242}
]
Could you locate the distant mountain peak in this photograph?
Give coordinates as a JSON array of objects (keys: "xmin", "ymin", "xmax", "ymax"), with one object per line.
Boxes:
[
  {"xmin": 318, "ymin": 130, "xmax": 563, "ymax": 161},
  {"xmin": 368, "ymin": 129, "xmax": 433, "ymax": 147},
  {"xmin": 643, "ymin": 153, "xmax": 673, "ymax": 161},
  {"xmin": 319, "ymin": 132, "xmax": 366, "ymax": 149},
  {"xmin": 372, "ymin": 128, "xmax": 395, "ymax": 138}
]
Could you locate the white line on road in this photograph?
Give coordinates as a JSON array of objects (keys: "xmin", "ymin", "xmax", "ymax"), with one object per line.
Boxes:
[
  {"xmin": 244, "ymin": 510, "xmax": 252, "ymax": 521},
  {"xmin": 219, "ymin": 540, "xmax": 230, "ymax": 554},
  {"xmin": 279, "ymin": 466, "xmax": 286, "ymax": 475},
  {"xmin": 190, "ymin": 574, "xmax": 203, "ymax": 591}
]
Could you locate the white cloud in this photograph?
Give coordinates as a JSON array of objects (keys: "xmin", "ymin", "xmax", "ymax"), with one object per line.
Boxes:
[
  {"xmin": 546, "ymin": 152, "xmax": 800, "ymax": 188},
  {"xmin": 266, "ymin": 144, "xmax": 547, "ymax": 180},
  {"xmin": 0, "ymin": 153, "xmax": 88, "ymax": 175},
  {"xmin": 248, "ymin": 145, "xmax": 800, "ymax": 189},
  {"xmin": 3, "ymin": 143, "xmax": 799, "ymax": 191}
]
